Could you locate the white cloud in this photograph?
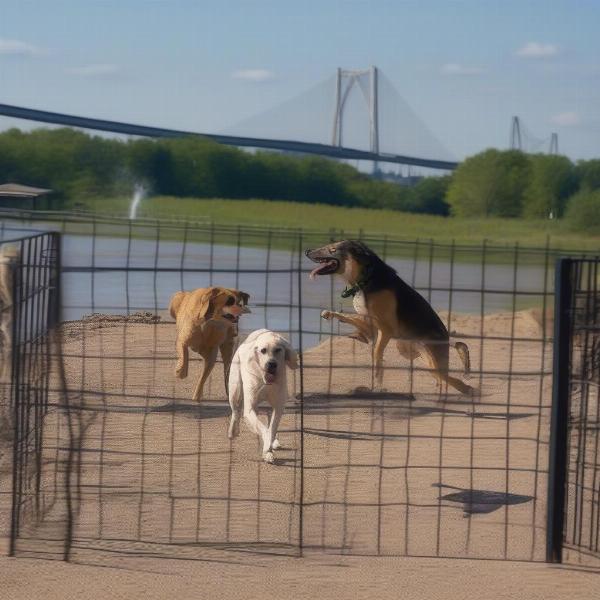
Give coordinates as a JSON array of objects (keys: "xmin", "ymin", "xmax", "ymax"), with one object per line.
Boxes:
[
  {"xmin": 66, "ymin": 63, "xmax": 120, "ymax": 77},
  {"xmin": 441, "ymin": 63, "xmax": 485, "ymax": 76},
  {"xmin": 231, "ymin": 68, "xmax": 275, "ymax": 82},
  {"xmin": 551, "ymin": 111, "xmax": 580, "ymax": 126},
  {"xmin": 0, "ymin": 37, "xmax": 42, "ymax": 56},
  {"xmin": 516, "ymin": 42, "xmax": 559, "ymax": 59}
]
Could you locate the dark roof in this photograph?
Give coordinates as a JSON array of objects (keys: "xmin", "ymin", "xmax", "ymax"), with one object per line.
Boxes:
[{"xmin": 0, "ymin": 183, "xmax": 52, "ymax": 198}]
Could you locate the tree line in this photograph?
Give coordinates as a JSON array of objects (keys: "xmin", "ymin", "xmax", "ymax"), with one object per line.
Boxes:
[
  {"xmin": 0, "ymin": 128, "xmax": 599, "ymax": 231},
  {"xmin": 448, "ymin": 149, "xmax": 600, "ymax": 231},
  {"xmin": 0, "ymin": 128, "xmax": 442, "ymax": 214}
]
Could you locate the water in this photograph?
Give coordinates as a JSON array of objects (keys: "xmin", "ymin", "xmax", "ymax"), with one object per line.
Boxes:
[
  {"xmin": 0, "ymin": 219, "xmax": 553, "ymax": 348},
  {"xmin": 57, "ymin": 234, "xmax": 552, "ymax": 349},
  {"xmin": 128, "ymin": 183, "xmax": 147, "ymax": 220}
]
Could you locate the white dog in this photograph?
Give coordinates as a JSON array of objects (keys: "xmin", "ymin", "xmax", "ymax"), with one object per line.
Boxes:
[{"xmin": 228, "ymin": 329, "xmax": 298, "ymax": 463}]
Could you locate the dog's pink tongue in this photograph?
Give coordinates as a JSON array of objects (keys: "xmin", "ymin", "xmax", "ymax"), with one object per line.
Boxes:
[
  {"xmin": 309, "ymin": 265, "xmax": 323, "ymax": 280},
  {"xmin": 309, "ymin": 260, "xmax": 336, "ymax": 280},
  {"xmin": 265, "ymin": 373, "xmax": 276, "ymax": 384}
]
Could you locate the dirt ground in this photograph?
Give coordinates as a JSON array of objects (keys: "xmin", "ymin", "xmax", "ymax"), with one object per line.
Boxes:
[
  {"xmin": 1, "ymin": 551, "xmax": 600, "ymax": 600},
  {"xmin": 1, "ymin": 309, "xmax": 599, "ymax": 598}
]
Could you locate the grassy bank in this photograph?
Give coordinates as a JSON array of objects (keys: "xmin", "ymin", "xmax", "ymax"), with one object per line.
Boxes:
[{"xmin": 62, "ymin": 195, "xmax": 600, "ymax": 251}]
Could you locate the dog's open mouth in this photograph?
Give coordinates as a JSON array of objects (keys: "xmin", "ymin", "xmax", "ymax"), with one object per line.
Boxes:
[
  {"xmin": 223, "ymin": 314, "xmax": 239, "ymax": 323},
  {"xmin": 309, "ymin": 258, "xmax": 339, "ymax": 280},
  {"xmin": 264, "ymin": 372, "xmax": 277, "ymax": 385}
]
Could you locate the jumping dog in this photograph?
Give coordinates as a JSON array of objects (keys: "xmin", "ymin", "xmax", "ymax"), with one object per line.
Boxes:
[{"xmin": 305, "ymin": 240, "xmax": 472, "ymax": 395}]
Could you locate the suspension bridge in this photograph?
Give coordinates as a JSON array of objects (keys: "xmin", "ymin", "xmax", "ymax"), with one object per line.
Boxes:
[
  {"xmin": 0, "ymin": 67, "xmax": 559, "ymax": 171},
  {"xmin": 510, "ymin": 116, "xmax": 559, "ymax": 154},
  {"xmin": 0, "ymin": 66, "xmax": 459, "ymax": 171}
]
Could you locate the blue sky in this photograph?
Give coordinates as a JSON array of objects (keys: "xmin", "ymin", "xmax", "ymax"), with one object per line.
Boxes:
[{"xmin": 1, "ymin": 0, "xmax": 598, "ymax": 161}]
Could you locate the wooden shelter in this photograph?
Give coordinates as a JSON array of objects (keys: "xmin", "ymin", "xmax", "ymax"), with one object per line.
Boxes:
[{"xmin": 0, "ymin": 183, "xmax": 52, "ymax": 210}]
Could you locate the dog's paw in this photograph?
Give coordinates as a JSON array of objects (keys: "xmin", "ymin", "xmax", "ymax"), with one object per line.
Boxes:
[
  {"xmin": 228, "ymin": 421, "xmax": 240, "ymax": 440},
  {"xmin": 320, "ymin": 310, "xmax": 333, "ymax": 320},
  {"xmin": 272, "ymin": 439, "xmax": 282, "ymax": 450},
  {"xmin": 175, "ymin": 366, "xmax": 187, "ymax": 379},
  {"xmin": 264, "ymin": 451, "xmax": 275, "ymax": 464}
]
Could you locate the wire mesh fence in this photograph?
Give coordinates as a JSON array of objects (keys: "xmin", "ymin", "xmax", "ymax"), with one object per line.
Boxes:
[
  {"xmin": 0, "ymin": 212, "xmax": 595, "ymax": 565},
  {"xmin": 547, "ymin": 258, "xmax": 600, "ymax": 564},
  {"xmin": 0, "ymin": 232, "xmax": 61, "ymax": 557}
]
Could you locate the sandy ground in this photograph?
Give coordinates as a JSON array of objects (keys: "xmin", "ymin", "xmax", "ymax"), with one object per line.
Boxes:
[
  {"xmin": 1, "ymin": 551, "xmax": 600, "ymax": 600},
  {"xmin": 1, "ymin": 309, "xmax": 599, "ymax": 598}
]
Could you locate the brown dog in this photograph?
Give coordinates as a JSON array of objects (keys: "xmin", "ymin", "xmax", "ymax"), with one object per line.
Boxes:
[
  {"xmin": 305, "ymin": 240, "xmax": 472, "ymax": 395},
  {"xmin": 169, "ymin": 287, "xmax": 250, "ymax": 401}
]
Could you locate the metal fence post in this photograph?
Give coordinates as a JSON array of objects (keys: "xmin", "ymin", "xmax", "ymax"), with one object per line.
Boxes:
[
  {"xmin": 546, "ymin": 258, "xmax": 573, "ymax": 563},
  {"xmin": 297, "ymin": 230, "xmax": 304, "ymax": 557},
  {"xmin": 8, "ymin": 239, "xmax": 23, "ymax": 557}
]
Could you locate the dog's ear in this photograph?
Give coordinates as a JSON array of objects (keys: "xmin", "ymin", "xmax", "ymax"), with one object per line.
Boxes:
[
  {"xmin": 344, "ymin": 240, "xmax": 390, "ymax": 274},
  {"xmin": 283, "ymin": 341, "xmax": 299, "ymax": 370},
  {"xmin": 198, "ymin": 287, "xmax": 222, "ymax": 319},
  {"xmin": 238, "ymin": 291, "xmax": 251, "ymax": 313},
  {"xmin": 346, "ymin": 240, "xmax": 374, "ymax": 262},
  {"xmin": 239, "ymin": 291, "xmax": 250, "ymax": 306}
]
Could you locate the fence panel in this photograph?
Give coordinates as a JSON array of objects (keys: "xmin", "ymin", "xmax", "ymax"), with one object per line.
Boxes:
[
  {"xmin": 0, "ymin": 214, "xmax": 567, "ymax": 563},
  {"xmin": 53, "ymin": 221, "xmax": 305, "ymax": 562},
  {"xmin": 301, "ymin": 238, "xmax": 554, "ymax": 559},
  {"xmin": 548, "ymin": 258, "xmax": 600, "ymax": 564},
  {"xmin": 0, "ymin": 232, "xmax": 62, "ymax": 557}
]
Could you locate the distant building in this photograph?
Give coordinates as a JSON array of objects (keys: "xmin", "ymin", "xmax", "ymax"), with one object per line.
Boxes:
[
  {"xmin": 0, "ymin": 183, "xmax": 52, "ymax": 211},
  {"xmin": 372, "ymin": 170, "xmax": 424, "ymax": 187}
]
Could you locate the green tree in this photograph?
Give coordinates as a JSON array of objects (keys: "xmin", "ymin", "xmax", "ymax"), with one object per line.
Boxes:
[
  {"xmin": 446, "ymin": 149, "xmax": 529, "ymax": 217},
  {"xmin": 0, "ymin": 127, "xmax": 124, "ymax": 201},
  {"xmin": 407, "ymin": 176, "xmax": 451, "ymax": 215},
  {"xmin": 565, "ymin": 189, "xmax": 600, "ymax": 233},
  {"xmin": 128, "ymin": 139, "xmax": 176, "ymax": 194},
  {"xmin": 347, "ymin": 177, "xmax": 412, "ymax": 210},
  {"xmin": 522, "ymin": 154, "xmax": 577, "ymax": 218},
  {"xmin": 574, "ymin": 159, "xmax": 600, "ymax": 191}
]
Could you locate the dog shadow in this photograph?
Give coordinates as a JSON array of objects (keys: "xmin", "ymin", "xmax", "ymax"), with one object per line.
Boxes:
[
  {"xmin": 150, "ymin": 400, "xmax": 231, "ymax": 420},
  {"xmin": 151, "ymin": 400, "xmax": 281, "ymax": 423},
  {"xmin": 297, "ymin": 391, "xmax": 534, "ymax": 422},
  {"xmin": 264, "ymin": 456, "xmax": 299, "ymax": 467},
  {"xmin": 434, "ymin": 483, "xmax": 533, "ymax": 517}
]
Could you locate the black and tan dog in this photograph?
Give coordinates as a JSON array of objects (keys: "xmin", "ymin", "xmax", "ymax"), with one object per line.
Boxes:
[
  {"xmin": 305, "ymin": 240, "xmax": 472, "ymax": 395},
  {"xmin": 169, "ymin": 287, "xmax": 250, "ymax": 401}
]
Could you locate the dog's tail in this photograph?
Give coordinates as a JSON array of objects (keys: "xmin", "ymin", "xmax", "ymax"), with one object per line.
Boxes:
[
  {"xmin": 454, "ymin": 341, "xmax": 471, "ymax": 376},
  {"xmin": 169, "ymin": 291, "xmax": 186, "ymax": 320}
]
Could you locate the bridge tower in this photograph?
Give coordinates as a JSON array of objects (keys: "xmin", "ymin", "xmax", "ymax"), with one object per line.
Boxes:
[
  {"xmin": 510, "ymin": 116, "xmax": 522, "ymax": 151},
  {"xmin": 331, "ymin": 66, "xmax": 379, "ymax": 171},
  {"xmin": 549, "ymin": 133, "xmax": 559, "ymax": 155}
]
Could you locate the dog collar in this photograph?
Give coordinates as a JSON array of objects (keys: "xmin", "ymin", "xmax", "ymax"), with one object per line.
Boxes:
[
  {"xmin": 341, "ymin": 265, "xmax": 374, "ymax": 298},
  {"xmin": 341, "ymin": 284, "xmax": 361, "ymax": 298}
]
